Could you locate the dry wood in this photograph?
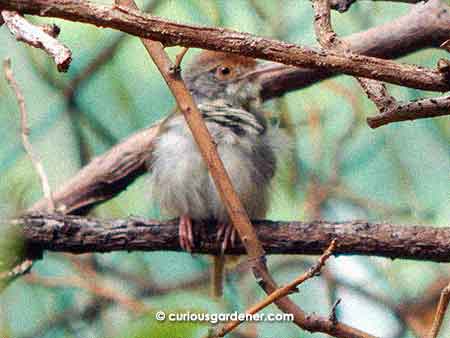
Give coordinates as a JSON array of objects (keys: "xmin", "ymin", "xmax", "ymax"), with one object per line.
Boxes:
[
  {"xmin": 14, "ymin": 213, "xmax": 450, "ymax": 262},
  {"xmin": 2, "ymin": 10, "xmax": 71, "ymax": 71}
]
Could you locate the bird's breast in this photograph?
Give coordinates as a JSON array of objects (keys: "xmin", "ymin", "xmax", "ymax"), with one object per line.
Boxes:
[{"xmin": 150, "ymin": 106, "xmax": 277, "ymax": 222}]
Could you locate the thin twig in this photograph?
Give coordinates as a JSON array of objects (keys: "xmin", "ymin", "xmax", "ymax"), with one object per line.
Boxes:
[
  {"xmin": 329, "ymin": 298, "xmax": 342, "ymax": 324},
  {"xmin": 173, "ymin": 47, "xmax": 189, "ymax": 72},
  {"xmin": 427, "ymin": 283, "xmax": 450, "ymax": 338},
  {"xmin": 214, "ymin": 240, "xmax": 337, "ymax": 337},
  {"xmin": 3, "ymin": 59, "xmax": 55, "ymax": 212},
  {"xmin": 1, "ymin": 10, "xmax": 71, "ymax": 71},
  {"xmin": 440, "ymin": 39, "xmax": 450, "ymax": 52},
  {"xmin": 0, "ymin": 259, "xmax": 33, "ymax": 291}
]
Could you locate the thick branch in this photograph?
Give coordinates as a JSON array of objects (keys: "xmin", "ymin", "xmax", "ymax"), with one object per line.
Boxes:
[
  {"xmin": 1, "ymin": 0, "xmax": 449, "ymax": 92},
  {"xmin": 15, "ymin": 214, "xmax": 450, "ymax": 262}
]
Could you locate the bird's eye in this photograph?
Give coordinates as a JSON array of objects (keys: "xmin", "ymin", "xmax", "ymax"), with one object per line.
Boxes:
[
  {"xmin": 215, "ymin": 66, "xmax": 233, "ymax": 80},
  {"xmin": 220, "ymin": 67, "xmax": 230, "ymax": 75}
]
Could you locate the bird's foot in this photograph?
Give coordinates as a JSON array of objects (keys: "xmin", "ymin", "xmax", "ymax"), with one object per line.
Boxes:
[
  {"xmin": 179, "ymin": 214, "xmax": 194, "ymax": 252},
  {"xmin": 216, "ymin": 223, "xmax": 237, "ymax": 254}
]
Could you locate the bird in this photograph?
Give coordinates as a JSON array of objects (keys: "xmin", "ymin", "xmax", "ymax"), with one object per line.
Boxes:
[{"xmin": 149, "ymin": 50, "xmax": 287, "ymax": 296}]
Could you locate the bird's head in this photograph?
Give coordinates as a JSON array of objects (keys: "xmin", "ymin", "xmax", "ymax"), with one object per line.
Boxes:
[{"xmin": 184, "ymin": 51, "xmax": 266, "ymax": 109}]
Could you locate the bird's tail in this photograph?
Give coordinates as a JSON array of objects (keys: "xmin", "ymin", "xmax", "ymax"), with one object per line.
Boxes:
[{"xmin": 211, "ymin": 255, "xmax": 225, "ymax": 298}]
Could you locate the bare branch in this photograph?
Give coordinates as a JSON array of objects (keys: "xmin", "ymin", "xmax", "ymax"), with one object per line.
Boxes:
[
  {"xmin": 441, "ymin": 39, "xmax": 450, "ymax": 53},
  {"xmin": 214, "ymin": 241, "xmax": 336, "ymax": 337},
  {"xmin": 0, "ymin": 0, "xmax": 449, "ymax": 92},
  {"xmin": 1, "ymin": 10, "xmax": 71, "ymax": 72},
  {"xmin": 0, "ymin": 259, "xmax": 33, "ymax": 290},
  {"xmin": 312, "ymin": 0, "xmax": 398, "ymax": 119},
  {"xmin": 367, "ymin": 95, "xmax": 450, "ymax": 128},
  {"xmin": 173, "ymin": 47, "xmax": 189, "ymax": 71},
  {"xmin": 13, "ymin": 213, "xmax": 450, "ymax": 262},
  {"xmin": 2, "ymin": 58, "xmax": 57, "ymax": 289},
  {"xmin": 329, "ymin": 299, "xmax": 342, "ymax": 324}
]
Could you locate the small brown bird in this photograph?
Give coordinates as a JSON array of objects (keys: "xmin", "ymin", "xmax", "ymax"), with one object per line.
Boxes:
[{"xmin": 150, "ymin": 51, "xmax": 287, "ymax": 296}]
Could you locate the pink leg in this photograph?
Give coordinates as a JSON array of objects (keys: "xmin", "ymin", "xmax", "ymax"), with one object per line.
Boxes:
[
  {"xmin": 216, "ymin": 223, "xmax": 237, "ymax": 254},
  {"xmin": 179, "ymin": 215, "xmax": 194, "ymax": 252}
]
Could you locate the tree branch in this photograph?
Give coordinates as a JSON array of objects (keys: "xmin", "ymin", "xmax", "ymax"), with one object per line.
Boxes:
[
  {"xmin": 13, "ymin": 213, "xmax": 450, "ymax": 262},
  {"xmin": 367, "ymin": 95, "xmax": 450, "ymax": 128},
  {"xmin": 214, "ymin": 241, "xmax": 337, "ymax": 337},
  {"xmin": 427, "ymin": 282, "xmax": 450, "ymax": 338},
  {"xmin": 1, "ymin": 0, "xmax": 449, "ymax": 92},
  {"xmin": 1, "ymin": 10, "xmax": 72, "ymax": 71},
  {"xmin": 3, "ymin": 58, "xmax": 55, "ymax": 212}
]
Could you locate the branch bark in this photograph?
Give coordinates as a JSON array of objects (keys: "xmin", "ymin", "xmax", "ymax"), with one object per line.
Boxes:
[
  {"xmin": 1, "ymin": 10, "xmax": 72, "ymax": 71},
  {"xmin": 367, "ymin": 95, "xmax": 450, "ymax": 128},
  {"xmin": 14, "ymin": 213, "xmax": 450, "ymax": 262},
  {"xmin": 427, "ymin": 283, "xmax": 450, "ymax": 338},
  {"xmin": 1, "ymin": 0, "xmax": 449, "ymax": 92}
]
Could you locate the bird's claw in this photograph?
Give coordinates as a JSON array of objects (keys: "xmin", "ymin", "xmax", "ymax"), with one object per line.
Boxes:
[{"xmin": 217, "ymin": 223, "xmax": 237, "ymax": 254}]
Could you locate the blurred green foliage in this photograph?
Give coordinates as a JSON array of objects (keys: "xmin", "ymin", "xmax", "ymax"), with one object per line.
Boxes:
[{"xmin": 0, "ymin": 1, "xmax": 449, "ymax": 338}]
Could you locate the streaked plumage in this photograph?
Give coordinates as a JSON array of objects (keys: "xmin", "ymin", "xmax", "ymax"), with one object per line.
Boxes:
[{"xmin": 151, "ymin": 100, "xmax": 283, "ymax": 223}]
